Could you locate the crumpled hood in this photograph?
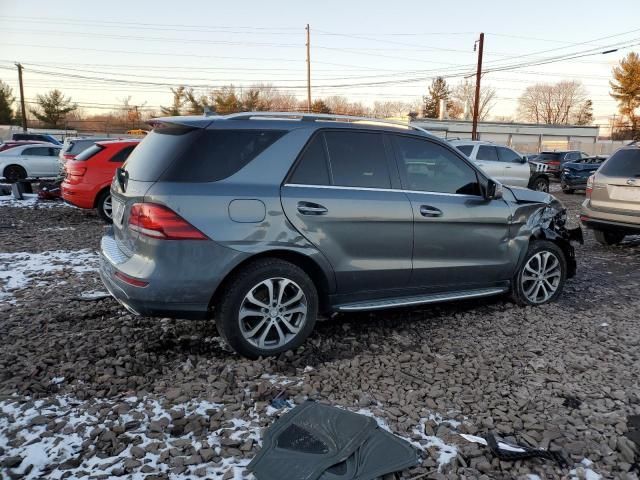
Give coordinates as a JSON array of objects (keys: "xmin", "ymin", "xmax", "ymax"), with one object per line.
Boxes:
[{"xmin": 505, "ymin": 185, "xmax": 553, "ymax": 204}]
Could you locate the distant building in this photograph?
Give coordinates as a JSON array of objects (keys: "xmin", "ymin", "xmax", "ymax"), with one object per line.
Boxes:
[{"xmin": 411, "ymin": 118, "xmax": 600, "ymax": 154}]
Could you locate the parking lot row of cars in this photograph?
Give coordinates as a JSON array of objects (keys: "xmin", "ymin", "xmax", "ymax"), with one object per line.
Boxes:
[{"xmin": 1, "ymin": 115, "xmax": 638, "ymax": 357}]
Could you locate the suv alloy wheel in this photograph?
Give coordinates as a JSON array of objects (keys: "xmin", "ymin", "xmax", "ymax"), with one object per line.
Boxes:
[
  {"xmin": 215, "ymin": 259, "xmax": 318, "ymax": 358},
  {"xmin": 512, "ymin": 241, "xmax": 567, "ymax": 306}
]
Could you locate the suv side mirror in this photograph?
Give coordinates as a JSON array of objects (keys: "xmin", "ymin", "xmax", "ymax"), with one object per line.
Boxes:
[
  {"xmin": 486, "ymin": 178, "xmax": 503, "ymax": 200},
  {"xmin": 521, "ymin": 155, "xmax": 528, "ymax": 163}
]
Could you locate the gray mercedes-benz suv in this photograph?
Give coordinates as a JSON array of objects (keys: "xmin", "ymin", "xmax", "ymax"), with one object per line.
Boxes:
[{"xmin": 100, "ymin": 112, "xmax": 582, "ymax": 358}]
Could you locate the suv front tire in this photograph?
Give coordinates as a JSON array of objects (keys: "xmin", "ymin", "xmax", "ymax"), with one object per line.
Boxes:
[
  {"xmin": 512, "ymin": 240, "xmax": 567, "ymax": 306},
  {"xmin": 215, "ymin": 259, "xmax": 318, "ymax": 358}
]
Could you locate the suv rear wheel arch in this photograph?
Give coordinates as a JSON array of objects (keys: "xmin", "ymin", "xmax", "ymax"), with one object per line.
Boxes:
[{"xmin": 210, "ymin": 249, "xmax": 333, "ymax": 316}]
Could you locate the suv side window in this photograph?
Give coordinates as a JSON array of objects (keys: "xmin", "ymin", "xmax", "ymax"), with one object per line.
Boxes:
[
  {"xmin": 496, "ymin": 146, "xmax": 522, "ymax": 163},
  {"xmin": 476, "ymin": 145, "xmax": 499, "ymax": 161},
  {"xmin": 289, "ymin": 134, "xmax": 330, "ymax": 185},
  {"xmin": 455, "ymin": 144, "xmax": 474, "ymax": 156},
  {"xmin": 392, "ymin": 135, "xmax": 481, "ymax": 196},
  {"xmin": 565, "ymin": 152, "xmax": 579, "ymax": 161},
  {"xmin": 110, "ymin": 145, "xmax": 136, "ymax": 163},
  {"xmin": 323, "ymin": 131, "xmax": 390, "ymax": 189}
]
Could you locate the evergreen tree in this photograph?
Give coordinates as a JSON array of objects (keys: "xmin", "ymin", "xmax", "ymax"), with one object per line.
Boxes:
[
  {"xmin": 0, "ymin": 80, "xmax": 14, "ymax": 124},
  {"xmin": 610, "ymin": 52, "xmax": 640, "ymax": 138},
  {"xmin": 422, "ymin": 77, "xmax": 451, "ymax": 118},
  {"xmin": 29, "ymin": 89, "xmax": 77, "ymax": 128},
  {"xmin": 161, "ymin": 86, "xmax": 186, "ymax": 116}
]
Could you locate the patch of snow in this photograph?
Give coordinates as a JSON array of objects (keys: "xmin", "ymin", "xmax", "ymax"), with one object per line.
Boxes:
[
  {"xmin": 0, "ymin": 395, "xmax": 261, "ymax": 480},
  {"xmin": 356, "ymin": 408, "xmax": 459, "ymax": 472},
  {"xmin": 411, "ymin": 418, "xmax": 458, "ymax": 471},
  {"xmin": 568, "ymin": 458, "xmax": 601, "ymax": 480},
  {"xmin": 460, "ymin": 433, "xmax": 487, "ymax": 445},
  {"xmin": 527, "ymin": 475, "xmax": 542, "ymax": 480},
  {"xmin": 0, "ymin": 250, "xmax": 98, "ymax": 300},
  {"xmin": 600, "ymin": 323, "xmax": 609, "ymax": 327},
  {"xmin": 0, "ymin": 193, "xmax": 66, "ymax": 209},
  {"xmin": 78, "ymin": 290, "xmax": 110, "ymax": 299},
  {"xmin": 41, "ymin": 226, "xmax": 76, "ymax": 231},
  {"xmin": 50, "ymin": 377, "xmax": 65, "ymax": 385}
]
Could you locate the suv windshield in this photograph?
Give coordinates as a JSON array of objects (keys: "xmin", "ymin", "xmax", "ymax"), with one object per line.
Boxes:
[{"xmin": 599, "ymin": 149, "xmax": 640, "ymax": 177}]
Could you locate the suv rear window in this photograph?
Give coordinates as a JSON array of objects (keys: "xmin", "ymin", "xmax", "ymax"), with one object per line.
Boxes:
[
  {"xmin": 599, "ymin": 149, "xmax": 640, "ymax": 177},
  {"xmin": 538, "ymin": 153, "xmax": 562, "ymax": 161},
  {"xmin": 123, "ymin": 126, "xmax": 285, "ymax": 182},
  {"xmin": 75, "ymin": 144, "xmax": 105, "ymax": 161}
]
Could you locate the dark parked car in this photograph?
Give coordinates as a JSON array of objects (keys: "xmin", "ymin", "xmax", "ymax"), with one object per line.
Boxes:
[
  {"xmin": 0, "ymin": 140, "xmax": 48, "ymax": 152},
  {"xmin": 100, "ymin": 113, "xmax": 582, "ymax": 358},
  {"xmin": 536, "ymin": 151, "xmax": 590, "ymax": 177},
  {"xmin": 12, "ymin": 133, "xmax": 62, "ymax": 145},
  {"xmin": 561, "ymin": 156, "xmax": 606, "ymax": 193}
]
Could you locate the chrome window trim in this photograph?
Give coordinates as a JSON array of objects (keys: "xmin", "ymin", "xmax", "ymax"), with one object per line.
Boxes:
[{"xmin": 284, "ymin": 183, "xmax": 482, "ymax": 199}]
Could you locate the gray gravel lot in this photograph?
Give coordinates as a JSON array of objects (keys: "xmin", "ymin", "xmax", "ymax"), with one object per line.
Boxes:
[{"xmin": 0, "ymin": 188, "xmax": 639, "ymax": 479}]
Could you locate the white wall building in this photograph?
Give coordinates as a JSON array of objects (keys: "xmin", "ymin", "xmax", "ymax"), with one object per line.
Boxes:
[{"xmin": 410, "ymin": 119, "xmax": 624, "ymax": 155}]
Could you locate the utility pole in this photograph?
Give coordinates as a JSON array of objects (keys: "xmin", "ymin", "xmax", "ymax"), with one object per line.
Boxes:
[
  {"xmin": 306, "ymin": 24, "xmax": 311, "ymax": 113},
  {"xmin": 471, "ymin": 33, "xmax": 484, "ymax": 141},
  {"xmin": 16, "ymin": 63, "xmax": 28, "ymax": 132}
]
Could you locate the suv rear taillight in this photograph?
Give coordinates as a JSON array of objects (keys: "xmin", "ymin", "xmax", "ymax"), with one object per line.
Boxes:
[
  {"xmin": 586, "ymin": 175, "xmax": 594, "ymax": 198},
  {"xmin": 128, "ymin": 203, "xmax": 208, "ymax": 240}
]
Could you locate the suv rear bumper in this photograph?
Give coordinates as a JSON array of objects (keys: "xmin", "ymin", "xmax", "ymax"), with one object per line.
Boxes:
[
  {"xmin": 580, "ymin": 200, "xmax": 640, "ymax": 234},
  {"xmin": 99, "ymin": 228, "xmax": 248, "ymax": 319}
]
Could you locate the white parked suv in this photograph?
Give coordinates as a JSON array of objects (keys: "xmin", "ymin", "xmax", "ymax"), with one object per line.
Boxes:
[{"xmin": 449, "ymin": 140, "xmax": 549, "ymax": 192}]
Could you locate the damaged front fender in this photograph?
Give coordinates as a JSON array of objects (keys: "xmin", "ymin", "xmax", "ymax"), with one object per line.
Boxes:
[{"xmin": 505, "ymin": 188, "xmax": 583, "ymax": 279}]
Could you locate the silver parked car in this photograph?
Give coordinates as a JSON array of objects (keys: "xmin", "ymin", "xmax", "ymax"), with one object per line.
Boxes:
[
  {"xmin": 449, "ymin": 140, "xmax": 550, "ymax": 192},
  {"xmin": 100, "ymin": 113, "xmax": 582, "ymax": 358},
  {"xmin": 0, "ymin": 143, "xmax": 62, "ymax": 181}
]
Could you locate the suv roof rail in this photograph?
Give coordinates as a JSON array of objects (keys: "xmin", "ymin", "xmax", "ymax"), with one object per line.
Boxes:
[{"xmin": 222, "ymin": 111, "xmax": 431, "ymax": 135}]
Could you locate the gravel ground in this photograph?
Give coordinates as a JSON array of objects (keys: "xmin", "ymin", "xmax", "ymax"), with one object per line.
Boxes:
[{"xmin": 1, "ymin": 186, "xmax": 639, "ymax": 480}]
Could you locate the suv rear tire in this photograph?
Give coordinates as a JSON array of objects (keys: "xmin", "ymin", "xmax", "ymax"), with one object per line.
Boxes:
[
  {"xmin": 511, "ymin": 240, "xmax": 567, "ymax": 306},
  {"xmin": 96, "ymin": 189, "xmax": 113, "ymax": 224},
  {"xmin": 530, "ymin": 176, "xmax": 549, "ymax": 192},
  {"xmin": 593, "ymin": 229, "xmax": 625, "ymax": 246},
  {"xmin": 215, "ymin": 259, "xmax": 318, "ymax": 358}
]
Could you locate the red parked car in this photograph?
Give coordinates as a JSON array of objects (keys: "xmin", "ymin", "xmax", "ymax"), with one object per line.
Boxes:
[
  {"xmin": 62, "ymin": 139, "xmax": 140, "ymax": 222},
  {"xmin": 0, "ymin": 140, "xmax": 48, "ymax": 152}
]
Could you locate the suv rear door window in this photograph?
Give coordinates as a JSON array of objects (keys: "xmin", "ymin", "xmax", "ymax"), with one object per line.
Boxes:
[
  {"xmin": 392, "ymin": 135, "xmax": 480, "ymax": 195},
  {"xmin": 289, "ymin": 135, "xmax": 330, "ymax": 185},
  {"xmin": 455, "ymin": 145, "xmax": 473, "ymax": 156},
  {"xmin": 159, "ymin": 129, "xmax": 285, "ymax": 182},
  {"xmin": 497, "ymin": 146, "xmax": 522, "ymax": 163},
  {"xmin": 599, "ymin": 149, "xmax": 640, "ymax": 177},
  {"xmin": 476, "ymin": 145, "xmax": 499, "ymax": 161},
  {"xmin": 323, "ymin": 131, "xmax": 390, "ymax": 189}
]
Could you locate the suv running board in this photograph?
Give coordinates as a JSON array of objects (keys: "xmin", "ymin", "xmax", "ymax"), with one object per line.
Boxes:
[{"xmin": 335, "ymin": 287, "xmax": 508, "ymax": 312}]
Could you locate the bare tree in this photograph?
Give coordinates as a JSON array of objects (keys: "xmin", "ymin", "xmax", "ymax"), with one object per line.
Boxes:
[
  {"xmin": 517, "ymin": 81, "xmax": 591, "ymax": 125},
  {"xmin": 450, "ymin": 81, "xmax": 496, "ymax": 121},
  {"xmin": 371, "ymin": 101, "xmax": 411, "ymax": 118},
  {"xmin": 323, "ymin": 96, "xmax": 370, "ymax": 116}
]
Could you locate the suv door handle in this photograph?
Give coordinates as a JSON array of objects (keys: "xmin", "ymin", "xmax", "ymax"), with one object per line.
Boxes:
[
  {"xmin": 419, "ymin": 205, "xmax": 442, "ymax": 217},
  {"xmin": 297, "ymin": 201, "xmax": 328, "ymax": 215}
]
